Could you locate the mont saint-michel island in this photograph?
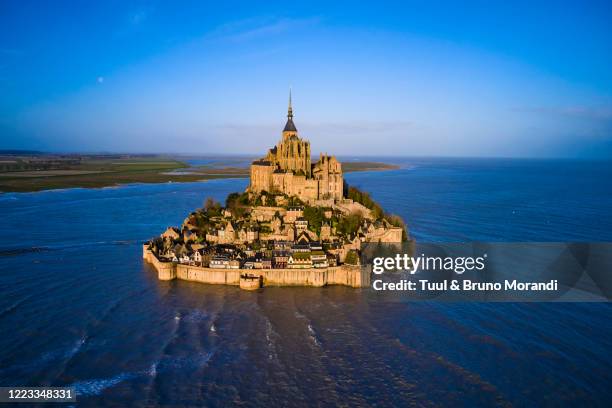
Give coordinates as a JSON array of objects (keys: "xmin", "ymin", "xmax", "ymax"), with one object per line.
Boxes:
[{"xmin": 143, "ymin": 95, "xmax": 407, "ymax": 290}]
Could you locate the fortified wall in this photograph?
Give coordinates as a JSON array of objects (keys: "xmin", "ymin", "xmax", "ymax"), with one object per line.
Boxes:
[{"xmin": 143, "ymin": 245, "xmax": 369, "ymax": 290}]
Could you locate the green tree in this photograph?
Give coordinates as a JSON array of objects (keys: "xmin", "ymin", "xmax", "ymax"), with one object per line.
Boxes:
[
  {"xmin": 203, "ymin": 197, "xmax": 222, "ymax": 216},
  {"xmin": 287, "ymin": 195, "xmax": 305, "ymax": 207},
  {"xmin": 226, "ymin": 192, "xmax": 247, "ymax": 218},
  {"xmin": 347, "ymin": 186, "xmax": 384, "ymax": 219},
  {"xmin": 345, "ymin": 250, "xmax": 359, "ymax": 265},
  {"xmin": 303, "ymin": 206, "xmax": 324, "ymax": 234},
  {"xmin": 337, "ymin": 213, "xmax": 362, "ymax": 236},
  {"xmin": 225, "ymin": 192, "xmax": 241, "ymax": 208},
  {"xmin": 385, "ymin": 213, "xmax": 408, "ymax": 241}
]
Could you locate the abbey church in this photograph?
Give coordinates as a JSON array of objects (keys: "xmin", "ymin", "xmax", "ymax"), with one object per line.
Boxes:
[{"xmin": 249, "ymin": 93, "xmax": 343, "ymax": 202}]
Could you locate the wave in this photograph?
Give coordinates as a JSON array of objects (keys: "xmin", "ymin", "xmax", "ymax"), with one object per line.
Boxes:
[
  {"xmin": 156, "ymin": 351, "xmax": 214, "ymax": 371},
  {"xmin": 66, "ymin": 336, "xmax": 87, "ymax": 359},
  {"xmin": 45, "ymin": 291, "xmax": 149, "ymax": 384},
  {"xmin": 0, "ymin": 246, "xmax": 52, "ymax": 257},
  {"xmin": 265, "ymin": 319, "xmax": 279, "ymax": 361},
  {"xmin": 307, "ymin": 324, "xmax": 321, "ymax": 347},
  {"xmin": 183, "ymin": 309, "xmax": 209, "ymax": 323},
  {"xmin": 294, "ymin": 310, "xmax": 322, "ymax": 348},
  {"xmin": 148, "ymin": 362, "xmax": 158, "ymax": 378},
  {"xmin": 71, "ymin": 372, "xmax": 137, "ymax": 397},
  {"xmin": 0, "ymin": 195, "xmax": 18, "ymax": 201},
  {"xmin": 0, "ymin": 240, "xmax": 142, "ymax": 257},
  {"xmin": 67, "ymin": 350, "xmax": 214, "ymax": 398},
  {"xmin": 0, "ymin": 294, "xmax": 33, "ymax": 318},
  {"xmin": 41, "ymin": 336, "xmax": 88, "ymax": 363},
  {"xmin": 68, "ymin": 349, "xmax": 214, "ymax": 399},
  {"xmin": 0, "ymin": 334, "xmax": 89, "ymax": 380}
]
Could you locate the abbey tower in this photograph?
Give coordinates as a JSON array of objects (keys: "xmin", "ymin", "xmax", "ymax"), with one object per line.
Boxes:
[{"xmin": 249, "ymin": 92, "xmax": 343, "ymax": 202}]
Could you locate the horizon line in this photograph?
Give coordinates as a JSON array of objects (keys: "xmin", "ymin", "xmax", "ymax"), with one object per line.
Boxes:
[{"xmin": 0, "ymin": 149, "xmax": 610, "ymax": 161}]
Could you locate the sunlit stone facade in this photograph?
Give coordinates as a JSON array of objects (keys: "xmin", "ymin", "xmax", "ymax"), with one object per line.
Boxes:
[{"xmin": 249, "ymin": 93, "xmax": 343, "ymax": 202}]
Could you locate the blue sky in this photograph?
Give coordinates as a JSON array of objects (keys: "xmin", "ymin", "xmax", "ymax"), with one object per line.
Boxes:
[{"xmin": 1, "ymin": 0, "xmax": 611, "ymax": 157}]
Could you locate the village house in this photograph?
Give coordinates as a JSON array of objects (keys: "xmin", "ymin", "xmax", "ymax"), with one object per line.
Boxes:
[
  {"xmin": 285, "ymin": 206, "xmax": 304, "ymax": 223},
  {"xmin": 311, "ymin": 250, "xmax": 329, "ymax": 268},
  {"xmin": 162, "ymin": 227, "xmax": 181, "ymax": 240},
  {"xmin": 190, "ymin": 250, "xmax": 202, "ymax": 265},
  {"xmin": 292, "ymin": 242, "xmax": 310, "ymax": 253},
  {"xmin": 210, "ymin": 255, "xmax": 230, "ymax": 269},
  {"xmin": 320, "ymin": 222, "xmax": 332, "ymax": 241},
  {"xmin": 288, "ymin": 252, "xmax": 313, "ymax": 269},
  {"xmin": 273, "ymin": 240, "xmax": 292, "ymax": 251},
  {"xmin": 309, "ymin": 241, "xmax": 323, "ymax": 251},
  {"xmin": 295, "ymin": 217, "xmax": 308, "ymax": 233},
  {"xmin": 262, "ymin": 258, "xmax": 272, "ymax": 269},
  {"xmin": 183, "ymin": 229, "xmax": 198, "ymax": 242},
  {"xmin": 272, "ymin": 250, "xmax": 290, "ymax": 268},
  {"xmin": 327, "ymin": 253, "xmax": 338, "ymax": 267}
]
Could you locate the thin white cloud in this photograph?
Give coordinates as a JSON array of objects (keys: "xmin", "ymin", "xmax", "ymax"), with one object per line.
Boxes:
[
  {"xmin": 130, "ymin": 9, "xmax": 149, "ymax": 25},
  {"xmin": 512, "ymin": 105, "xmax": 612, "ymax": 120},
  {"xmin": 208, "ymin": 16, "xmax": 321, "ymax": 43},
  {"xmin": 112, "ymin": 6, "xmax": 154, "ymax": 38}
]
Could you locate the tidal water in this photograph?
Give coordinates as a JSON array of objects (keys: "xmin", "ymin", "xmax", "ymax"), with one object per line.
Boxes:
[{"xmin": 0, "ymin": 158, "xmax": 611, "ymax": 406}]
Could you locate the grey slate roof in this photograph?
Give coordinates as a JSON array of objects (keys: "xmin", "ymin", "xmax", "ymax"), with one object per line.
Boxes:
[{"xmin": 283, "ymin": 118, "xmax": 297, "ymax": 132}]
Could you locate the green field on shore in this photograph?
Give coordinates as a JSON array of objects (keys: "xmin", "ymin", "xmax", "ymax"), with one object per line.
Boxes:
[{"xmin": 0, "ymin": 154, "xmax": 399, "ymax": 192}]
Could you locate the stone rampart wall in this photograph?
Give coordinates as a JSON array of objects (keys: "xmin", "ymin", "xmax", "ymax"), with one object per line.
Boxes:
[
  {"xmin": 143, "ymin": 245, "xmax": 176, "ymax": 280},
  {"xmin": 143, "ymin": 245, "xmax": 366, "ymax": 288},
  {"xmin": 176, "ymin": 264, "xmax": 240, "ymax": 285},
  {"xmin": 366, "ymin": 227, "xmax": 404, "ymax": 243}
]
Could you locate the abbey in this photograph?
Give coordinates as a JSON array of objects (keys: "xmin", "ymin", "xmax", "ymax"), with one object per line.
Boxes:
[
  {"xmin": 248, "ymin": 92, "xmax": 343, "ymax": 202},
  {"xmin": 144, "ymin": 92, "xmax": 406, "ymax": 290}
]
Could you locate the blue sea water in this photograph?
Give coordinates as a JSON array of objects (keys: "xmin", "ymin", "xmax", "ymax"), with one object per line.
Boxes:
[{"xmin": 0, "ymin": 158, "xmax": 611, "ymax": 406}]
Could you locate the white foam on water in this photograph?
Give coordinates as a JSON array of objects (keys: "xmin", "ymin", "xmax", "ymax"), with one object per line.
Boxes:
[
  {"xmin": 294, "ymin": 310, "xmax": 321, "ymax": 347},
  {"xmin": 195, "ymin": 351, "xmax": 213, "ymax": 368},
  {"xmin": 155, "ymin": 350, "xmax": 213, "ymax": 372},
  {"xmin": 148, "ymin": 361, "xmax": 158, "ymax": 377},
  {"xmin": 39, "ymin": 335, "xmax": 87, "ymax": 364},
  {"xmin": 165, "ymin": 351, "xmax": 213, "ymax": 370},
  {"xmin": 183, "ymin": 309, "xmax": 208, "ymax": 323},
  {"xmin": 72, "ymin": 372, "xmax": 136, "ymax": 397},
  {"xmin": 0, "ymin": 195, "xmax": 18, "ymax": 201},
  {"xmin": 0, "ymin": 295, "xmax": 32, "ymax": 318},
  {"xmin": 307, "ymin": 324, "xmax": 321, "ymax": 347},
  {"xmin": 65, "ymin": 336, "xmax": 87, "ymax": 359},
  {"xmin": 265, "ymin": 319, "xmax": 279, "ymax": 361},
  {"xmin": 66, "ymin": 348, "xmax": 216, "ymax": 398}
]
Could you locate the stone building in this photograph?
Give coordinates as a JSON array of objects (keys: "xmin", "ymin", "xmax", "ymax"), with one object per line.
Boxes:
[{"xmin": 249, "ymin": 92, "xmax": 343, "ymax": 202}]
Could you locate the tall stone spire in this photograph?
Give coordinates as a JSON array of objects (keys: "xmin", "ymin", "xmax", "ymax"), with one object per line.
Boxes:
[
  {"xmin": 283, "ymin": 88, "xmax": 297, "ymax": 133},
  {"xmin": 288, "ymin": 88, "xmax": 293, "ymax": 119}
]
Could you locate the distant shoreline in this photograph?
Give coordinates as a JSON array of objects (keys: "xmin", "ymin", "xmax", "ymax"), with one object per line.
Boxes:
[{"xmin": 0, "ymin": 154, "xmax": 399, "ymax": 193}]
